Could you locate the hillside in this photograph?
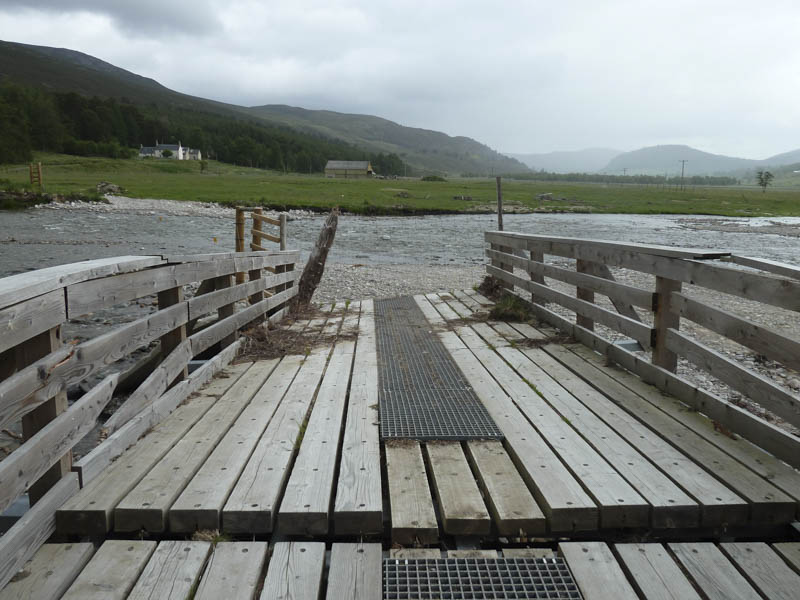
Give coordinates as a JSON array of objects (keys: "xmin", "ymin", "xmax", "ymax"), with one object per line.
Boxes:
[
  {"xmin": 507, "ymin": 148, "xmax": 622, "ymax": 173},
  {"xmin": 0, "ymin": 40, "xmax": 526, "ymax": 175}
]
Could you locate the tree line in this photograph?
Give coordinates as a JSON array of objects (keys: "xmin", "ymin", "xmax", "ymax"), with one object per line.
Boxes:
[
  {"xmin": 502, "ymin": 170, "xmax": 739, "ymax": 186},
  {"xmin": 0, "ymin": 82, "xmax": 409, "ymax": 175}
]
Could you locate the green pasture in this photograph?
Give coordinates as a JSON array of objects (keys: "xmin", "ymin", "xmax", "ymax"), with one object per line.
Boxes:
[{"xmin": 2, "ymin": 153, "xmax": 799, "ymax": 216}]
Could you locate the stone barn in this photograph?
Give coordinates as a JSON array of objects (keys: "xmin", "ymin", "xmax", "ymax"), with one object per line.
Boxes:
[{"xmin": 324, "ymin": 160, "xmax": 374, "ymax": 178}]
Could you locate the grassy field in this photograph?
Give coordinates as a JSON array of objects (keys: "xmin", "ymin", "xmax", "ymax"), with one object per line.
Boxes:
[{"xmin": 3, "ymin": 153, "xmax": 800, "ymax": 216}]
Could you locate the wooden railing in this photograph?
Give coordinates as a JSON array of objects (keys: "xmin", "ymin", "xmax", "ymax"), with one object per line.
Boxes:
[
  {"xmin": 0, "ymin": 249, "xmax": 298, "ymax": 587},
  {"xmin": 485, "ymin": 231, "xmax": 800, "ymax": 469}
]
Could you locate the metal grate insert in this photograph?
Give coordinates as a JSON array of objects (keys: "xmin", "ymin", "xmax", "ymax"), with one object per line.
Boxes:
[
  {"xmin": 383, "ymin": 557, "xmax": 582, "ymax": 599},
  {"xmin": 375, "ymin": 296, "xmax": 503, "ymax": 440}
]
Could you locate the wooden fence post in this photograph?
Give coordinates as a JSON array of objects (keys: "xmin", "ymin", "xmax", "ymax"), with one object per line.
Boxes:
[
  {"xmin": 529, "ymin": 247, "xmax": 545, "ymax": 304},
  {"xmin": 496, "ymin": 176, "xmax": 503, "ymax": 231},
  {"xmin": 235, "ymin": 207, "xmax": 246, "ymax": 285},
  {"xmin": 278, "ymin": 213, "xmax": 291, "ymax": 295},
  {"xmin": 248, "ymin": 209, "xmax": 265, "ymax": 319},
  {"xmin": 157, "ymin": 286, "xmax": 188, "ymax": 383},
  {"xmin": 653, "ymin": 276, "xmax": 682, "ymax": 371},
  {"xmin": 215, "ymin": 275, "xmax": 236, "ymax": 347},
  {"xmin": 576, "ymin": 259, "xmax": 595, "ymax": 330},
  {"xmin": 280, "ymin": 213, "xmax": 288, "ymax": 251},
  {"xmin": 17, "ymin": 328, "xmax": 70, "ymax": 504}
]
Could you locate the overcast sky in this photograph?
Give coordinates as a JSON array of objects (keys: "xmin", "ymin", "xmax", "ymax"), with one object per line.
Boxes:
[{"xmin": 1, "ymin": 0, "xmax": 798, "ymax": 158}]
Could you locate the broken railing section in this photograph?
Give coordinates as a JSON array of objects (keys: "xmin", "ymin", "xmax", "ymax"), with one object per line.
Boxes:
[
  {"xmin": 0, "ymin": 248, "xmax": 298, "ymax": 588},
  {"xmin": 484, "ymin": 231, "xmax": 800, "ymax": 469}
]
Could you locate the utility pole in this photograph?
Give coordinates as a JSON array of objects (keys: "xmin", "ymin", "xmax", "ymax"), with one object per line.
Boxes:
[{"xmin": 679, "ymin": 160, "xmax": 688, "ymax": 191}]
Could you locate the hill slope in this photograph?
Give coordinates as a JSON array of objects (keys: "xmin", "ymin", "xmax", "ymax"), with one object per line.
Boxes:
[
  {"xmin": 507, "ymin": 148, "xmax": 622, "ymax": 173},
  {"xmin": 0, "ymin": 40, "xmax": 527, "ymax": 175}
]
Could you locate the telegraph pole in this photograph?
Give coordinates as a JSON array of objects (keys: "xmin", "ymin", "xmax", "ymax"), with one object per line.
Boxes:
[{"xmin": 679, "ymin": 160, "xmax": 688, "ymax": 191}]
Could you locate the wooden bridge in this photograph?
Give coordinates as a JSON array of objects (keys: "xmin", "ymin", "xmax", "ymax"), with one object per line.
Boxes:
[{"xmin": 1, "ymin": 228, "xmax": 799, "ymax": 599}]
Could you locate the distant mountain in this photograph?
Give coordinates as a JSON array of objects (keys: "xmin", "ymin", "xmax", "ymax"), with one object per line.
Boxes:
[
  {"xmin": 0, "ymin": 40, "xmax": 527, "ymax": 175},
  {"xmin": 765, "ymin": 148, "xmax": 800, "ymax": 166},
  {"xmin": 507, "ymin": 148, "xmax": 622, "ymax": 173}
]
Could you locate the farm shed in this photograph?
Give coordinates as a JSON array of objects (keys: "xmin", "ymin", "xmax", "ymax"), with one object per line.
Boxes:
[{"xmin": 324, "ymin": 160, "xmax": 374, "ymax": 178}]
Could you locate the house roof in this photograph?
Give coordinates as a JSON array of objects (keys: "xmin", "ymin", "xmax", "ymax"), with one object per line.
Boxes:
[
  {"xmin": 157, "ymin": 144, "xmax": 180, "ymax": 151},
  {"xmin": 325, "ymin": 160, "xmax": 372, "ymax": 170}
]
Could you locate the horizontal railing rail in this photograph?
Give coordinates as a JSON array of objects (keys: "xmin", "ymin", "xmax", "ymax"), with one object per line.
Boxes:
[
  {"xmin": 484, "ymin": 231, "xmax": 800, "ymax": 470},
  {"xmin": 0, "ymin": 248, "xmax": 298, "ymax": 589}
]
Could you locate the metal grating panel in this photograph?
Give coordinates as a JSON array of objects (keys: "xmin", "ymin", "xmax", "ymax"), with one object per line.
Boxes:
[
  {"xmin": 384, "ymin": 557, "xmax": 582, "ymax": 599},
  {"xmin": 375, "ymin": 296, "xmax": 503, "ymax": 440}
]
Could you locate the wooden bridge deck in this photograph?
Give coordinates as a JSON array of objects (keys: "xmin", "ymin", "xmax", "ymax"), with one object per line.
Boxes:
[{"xmin": 4, "ymin": 289, "xmax": 800, "ymax": 598}]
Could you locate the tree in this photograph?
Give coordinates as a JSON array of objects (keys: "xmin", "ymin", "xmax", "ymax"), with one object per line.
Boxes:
[
  {"xmin": 756, "ymin": 169, "xmax": 774, "ymax": 193},
  {"xmin": 161, "ymin": 149, "xmax": 173, "ymax": 158}
]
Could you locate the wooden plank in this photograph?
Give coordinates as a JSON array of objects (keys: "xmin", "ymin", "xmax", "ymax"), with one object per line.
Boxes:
[
  {"xmin": 0, "ymin": 290, "xmax": 65, "ymax": 355},
  {"xmin": 773, "ymin": 543, "xmax": 800, "ymax": 573},
  {"xmin": 558, "ymin": 343, "xmax": 796, "ymax": 524},
  {"xmin": 60, "ymin": 540, "xmax": 157, "ymax": 600},
  {"xmin": 615, "ymin": 543, "xmax": 702, "ymax": 600},
  {"xmin": 102, "ymin": 340, "xmax": 192, "ymax": 434},
  {"xmin": 666, "ymin": 328, "xmax": 800, "ymax": 427},
  {"xmin": 425, "ymin": 441, "xmax": 491, "ymax": 536},
  {"xmin": 114, "ymin": 360, "xmax": 277, "ymax": 532},
  {"xmin": 252, "ymin": 212, "xmax": 281, "ymax": 226},
  {"xmin": 653, "ymin": 277, "xmax": 681, "ymax": 372},
  {"xmin": 464, "ymin": 440, "xmax": 546, "ymax": 535},
  {"xmin": 721, "ymin": 542, "xmax": 800, "ymax": 600},
  {"xmin": 487, "ymin": 265, "xmax": 654, "ymax": 347},
  {"xmin": 460, "ymin": 322, "xmax": 649, "ymax": 529},
  {"xmin": 452, "ymin": 289, "xmax": 483, "ymax": 311},
  {"xmin": 672, "ymin": 293, "xmax": 800, "ymax": 372},
  {"xmin": 252, "ymin": 229, "xmax": 281, "ymax": 243},
  {"xmin": 0, "ymin": 474, "xmax": 79, "ymax": 591},
  {"xmin": 170, "ymin": 355, "xmax": 303, "ymax": 532},
  {"xmin": 670, "ymin": 542, "xmax": 761, "ymax": 600},
  {"xmin": 385, "ymin": 441, "xmax": 439, "ymax": 545},
  {"xmin": 55, "ymin": 363, "xmax": 250, "ymax": 535},
  {"xmin": 388, "ymin": 549, "xmax": 441, "ymax": 559},
  {"xmin": 503, "ymin": 548, "xmax": 555, "ymax": 558},
  {"xmin": 334, "ymin": 300, "xmax": 382, "ymax": 535},
  {"xmin": 127, "ymin": 541, "xmax": 211, "ymax": 600},
  {"xmin": 0, "ymin": 256, "xmax": 164, "ymax": 309},
  {"xmin": 448, "ymin": 550, "xmax": 499, "ymax": 558},
  {"xmin": 72, "ymin": 339, "xmax": 242, "ymax": 485},
  {"xmin": 0, "ymin": 543, "xmax": 94, "ymax": 600},
  {"xmin": 222, "ymin": 348, "xmax": 331, "ymax": 533},
  {"xmin": 279, "ymin": 342, "xmax": 354, "ymax": 535},
  {"xmin": 325, "ymin": 543, "xmax": 382, "ymax": 600},
  {"xmin": 725, "ymin": 254, "xmax": 800, "ymax": 280},
  {"xmin": 260, "ymin": 542, "xmax": 324, "ymax": 600},
  {"xmin": 194, "ymin": 542, "xmax": 268, "ymax": 600},
  {"xmin": 0, "ymin": 374, "xmax": 117, "ymax": 514},
  {"xmin": 582, "ymin": 260, "xmax": 644, "ymax": 320},
  {"xmin": 559, "ymin": 542, "xmax": 639, "ymax": 600},
  {"xmin": 575, "ymin": 259, "xmax": 595, "ymax": 330},
  {"xmin": 525, "ymin": 293, "xmax": 800, "ymax": 468}
]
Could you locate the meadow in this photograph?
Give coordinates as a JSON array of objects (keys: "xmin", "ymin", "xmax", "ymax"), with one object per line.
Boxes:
[{"xmin": 2, "ymin": 153, "xmax": 800, "ymax": 216}]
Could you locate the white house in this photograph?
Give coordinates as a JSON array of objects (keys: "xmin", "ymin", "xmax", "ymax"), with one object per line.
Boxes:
[{"xmin": 139, "ymin": 141, "xmax": 202, "ymax": 161}]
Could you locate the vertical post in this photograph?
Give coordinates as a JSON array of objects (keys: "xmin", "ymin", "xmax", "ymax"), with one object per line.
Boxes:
[
  {"xmin": 653, "ymin": 276, "xmax": 682, "ymax": 372},
  {"xmin": 235, "ymin": 207, "xmax": 246, "ymax": 285},
  {"xmin": 280, "ymin": 213, "xmax": 288, "ymax": 251},
  {"xmin": 529, "ymin": 248, "xmax": 545, "ymax": 304},
  {"xmin": 575, "ymin": 259, "xmax": 595, "ymax": 330},
  {"xmin": 275, "ymin": 212, "xmax": 290, "ymax": 295},
  {"xmin": 157, "ymin": 286, "xmax": 188, "ymax": 383},
  {"xmin": 17, "ymin": 328, "xmax": 70, "ymax": 504},
  {"xmin": 249, "ymin": 209, "xmax": 264, "ymax": 316},
  {"xmin": 38, "ymin": 162, "xmax": 44, "ymax": 193},
  {"xmin": 215, "ymin": 275, "xmax": 236, "ymax": 347},
  {"xmin": 495, "ymin": 176, "xmax": 503, "ymax": 231}
]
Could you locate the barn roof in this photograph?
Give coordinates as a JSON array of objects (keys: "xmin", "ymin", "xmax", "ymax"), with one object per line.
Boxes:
[{"xmin": 325, "ymin": 160, "xmax": 372, "ymax": 170}]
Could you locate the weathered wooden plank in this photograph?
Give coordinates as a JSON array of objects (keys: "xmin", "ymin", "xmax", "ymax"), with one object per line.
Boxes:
[
  {"xmin": 252, "ymin": 212, "xmax": 281, "ymax": 226},
  {"xmin": 464, "ymin": 440, "xmax": 546, "ymax": 535},
  {"xmin": 522, "ymin": 291, "xmax": 800, "ymax": 468},
  {"xmin": 461, "ymin": 322, "xmax": 649, "ymax": 529},
  {"xmin": 60, "ymin": 540, "xmax": 157, "ymax": 600},
  {"xmin": 114, "ymin": 360, "xmax": 276, "ymax": 532},
  {"xmin": 653, "ymin": 277, "xmax": 681, "ymax": 371},
  {"xmin": 194, "ymin": 542, "xmax": 268, "ymax": 600},
  {"xmin": 325, "ymin": 543, "xmax": 382, "ymax": 600},
  {"xmin": 559, "ymin": 542, "xmax": 639, "ymax": 600},
  {"xmin": 666, "ymin": 328, "xmax": 800, "ymax": 427},
  {"xmin": 170, "ymin": 355, "xmax": 303, "ymax": 532},
  {"xmin": 0, "ymin": 474, "xmax": 79, "ymax": 591},
  {"xmin": 102, "ymin": 340, "xmax": 192, "ymax": 434},
  {"xmin": 127, "ymin": 541, "xmax": 211, "ymax": 600},
  {"xmin": 385, "ymin": 441, "xmax": 439, "ymax": 545},
  {"xmin": 720, "ymin": 542, "xmax": 800, "ymax": 600},
  {"xmin": 222, "ymin": 348, "xmax": 331, "ymax": 533},
  {"xmin": 0, "ymin": 374, "xmax": 117, "ymax": 514},
  {"xmin": 260, "ymin": 542, "xmax": 325, "ymax": 600},
  {"xmin": 279, "ymin": 342, "xmax": 354, "ymax": 535},
  {"xmin": 558, "ymin": 343, "xmax": 796, "ymax": 524},
  {"xmin": 487, "ymin": 264, "xmax": 654, "ymax": 346},
  {"xmin": 0, "ymin": 256, "xmax": 164, "ymax": 309},
  {"xmin": 582, "ymin": 260, "xmax": 644, "ymax": 320},
  {"xmin": 188, "ymin": 271, "xmax": 297, "ymax": 320},
  {"xmin": 773, "ymin": 543, "xmax": 800, "ymax": 573},
  {"xmin": 452, "ymin": 289, "xmax": 483, "ymax": 311},
  {"xmin": 252, "ymin": 229, "xmax": 281, "ymax": 243},
  {"xmin": 670, "ymin": 542, "xmax": 761, "ymax": 600},
  {"xmin": 0, "ymin": 543, "xmax": 94, "ymax": 600},
  {"xmin": 615, "ymin": 543, "xmax": 702, "ymax": 600},
  {"xmin": 425, "ymin": 441, "xmax": 491, "ymax": 536},
  {"xmin": 56, "ymin": 363, "xmax": 250, "ymax": 535},
  {"xmin": 725, "ymin": 254, "xmax": 800, "ymax": 280},
  {"xmin": 0, "ymin": 290, "xmax": 66, "ymax": 355},
  {"xmin": 672, "ymin": 293, "xmax": 800, "ymax": 372},
  {"xmin": 388, "ymin": 549, "xmax": 441, "ymax": 559},
  {"xmin": 72, "ymin": 339, "xmax": 242, "ymax": 485}
]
